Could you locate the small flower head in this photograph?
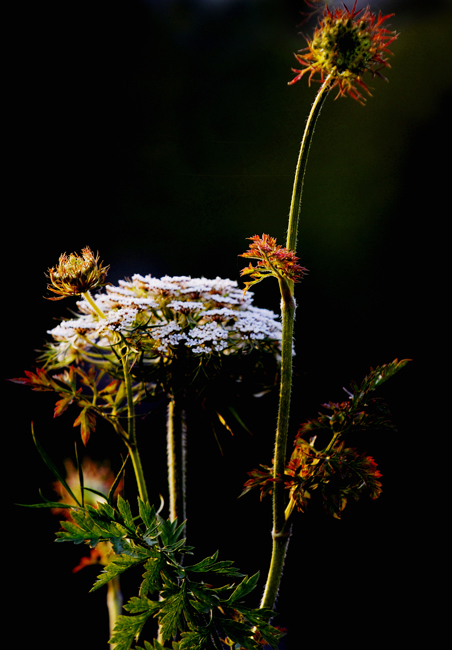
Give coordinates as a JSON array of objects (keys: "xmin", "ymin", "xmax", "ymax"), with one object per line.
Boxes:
[
  {"xmin": 240, "ymin": 234, "xmax": 307, "ymax": 294},
  {"xmin": 289, "ymin": 2, "xmax": 398, "ymax": 103},
  {"xmin": 46, "ymin": 246, "xmax": 109, "ymax": 300}
]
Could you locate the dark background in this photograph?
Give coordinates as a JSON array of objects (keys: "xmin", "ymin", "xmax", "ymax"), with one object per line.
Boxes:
[{"xmin": 6, "ymin": 0, "xmax": 450, "ymax": 647}]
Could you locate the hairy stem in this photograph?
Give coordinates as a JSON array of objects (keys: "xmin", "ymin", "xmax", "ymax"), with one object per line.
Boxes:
[
  {"xmin": 260, "ymin": 79, "xmax": 331, "ymax": 611},
  {"xmin": 260, "ymin": 281, "xmax": 294, "ymax": 611},
  {"xmin": 167, "ymin": 396, "xmax": 187, "ymax": 527},
  {"xmin": 286, "ymin": 76, "xmax": 332, "ymax": 253}
]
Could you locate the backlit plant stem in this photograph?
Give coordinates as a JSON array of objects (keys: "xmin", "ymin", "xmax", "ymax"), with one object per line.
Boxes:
[
  {"xmin": 286, "ymin": 75, "xmax": 331, "ymax": 253},
  {"xmin": 121, "ymin": 352, "xmax": 149, "ymax": 504},
  {"xmin": 83, "ymin": 290, "xmax": 149, "ymax": 504},
  {"xmin": 167, "ymin": 396, "xmax": 187, "ymax": 526},
  {"xmin": 260, "ymin": 77, "xmax": 332, "ymax": 611},
  {"xmin": 107, "ymin": 576, "xmax": 123, "ymax": 649}
]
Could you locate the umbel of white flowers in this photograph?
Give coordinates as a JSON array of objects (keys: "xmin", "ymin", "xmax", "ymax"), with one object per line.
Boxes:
[{"xmin": 43, "ymin": 275, "xmax": 283, "ymax": 370}]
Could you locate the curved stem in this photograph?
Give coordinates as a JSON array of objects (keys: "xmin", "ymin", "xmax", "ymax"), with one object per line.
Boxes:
[
  {"xmin": 286, "ymin": 76, "xmax": 332, "ymax": 253},
  {"xmin": 260, "ymin": 79, "xmax": 332, "ymax": 612}
]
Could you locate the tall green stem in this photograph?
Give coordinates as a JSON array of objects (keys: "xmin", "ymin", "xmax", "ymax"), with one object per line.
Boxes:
[
  {"xmin": 286, "ymin": 77, "xmax": 331, "ymax": 253},
  {"xmin": 260, "ymin": 78, "xmax": 331, "ymax": 611}
]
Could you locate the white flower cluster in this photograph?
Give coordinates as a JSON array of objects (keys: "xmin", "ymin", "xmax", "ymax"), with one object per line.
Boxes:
[{"xmin": 45, "ymin": 274, "xmax": 282, "ymax": 367}]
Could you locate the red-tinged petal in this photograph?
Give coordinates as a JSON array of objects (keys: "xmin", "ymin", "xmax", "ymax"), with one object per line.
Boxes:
[{"xmin": 289, "ymin": 3, "xmax": 398, "ymax": 103}]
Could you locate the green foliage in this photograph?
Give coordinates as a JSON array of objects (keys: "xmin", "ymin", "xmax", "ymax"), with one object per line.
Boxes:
[
  {"xmin": 43, "ymin": 488, "xmax": 284, "ymax": 649},
  {"xmin": 242, "ymin": 359, "xmax": 410, "ymax": 518}
]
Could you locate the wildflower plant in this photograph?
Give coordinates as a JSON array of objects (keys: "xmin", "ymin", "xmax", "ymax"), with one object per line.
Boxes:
[{"xmin": 12, "ymin": 3, "xmax": 409, "ymax": 648}]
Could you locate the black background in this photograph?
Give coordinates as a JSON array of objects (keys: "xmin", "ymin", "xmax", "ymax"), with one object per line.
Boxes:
[{"xmin": 6, "ymin": 1, "xmax": 450, "ymax": 647}]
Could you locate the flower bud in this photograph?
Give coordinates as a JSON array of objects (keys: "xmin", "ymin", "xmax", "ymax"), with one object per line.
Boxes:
[{"xmin": 46, "ymin": 246, "xmax": 109, "ymax": 300}]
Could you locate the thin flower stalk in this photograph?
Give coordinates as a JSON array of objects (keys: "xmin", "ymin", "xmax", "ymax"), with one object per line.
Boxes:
[
  {"xmin": 121, "ymin": 349, "xmax": 149, "ymax": 504},
  {"xmin": 286, "ymin": 76, "xmax": 332, "ymax": 255},
  {"xmin": 84, "ymin": 292, "xmax": 149, "ymax": 504},
  {"xmin": 260, "ymin": 2, "xmax": 397, "ymax": 612},
  {"xmin": 46, "ymin": 248, "xmax": 150, "ymax": 504},
  {"xmin": 259, "ymin": 80, "xmax": 331, "ymax": 612}
]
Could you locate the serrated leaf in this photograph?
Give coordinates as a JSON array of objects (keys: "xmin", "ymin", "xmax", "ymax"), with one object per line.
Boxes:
[
  {"xmin": 53, "ymin": 394, "xmax": 74, "ymax": 417},
  {"xmin": 73, "ymin": 406, "xmax": 96, "ymax": 445},
  {"xmin": 178, "ymin": 628, "xmax": 210, "ymax": 650},
  {"xmin": 91, "ymin": 553, "xmax": 148, "ymax": 592},
  {"xmin": 157, "ymin": 516, "xmax": 186, "ymax": 548},
  {"xmin": 219, "ymin": 618, "xmax": 259, "ymax": 650},
  {"xmin": 109, "ymin": 610, "xmax": 154, "ymax": 650},
  {"xmin": 159, "ymin": 588, "xmax": 188, "ymax": 641},
  {"xmin": 124, "ymin": 595, "xmax": 160, "ymax": 614},
  {"xmin": 185, "ymin": 551, "xmax": 243, "ymax": 577},
  {"xmin": 138, "ymin": 498, "xmax": 156, "ymax": 530},
  {"xmin": 92, "ymin": 500, "xmax": 116, "ymax": 521},
  {"xmin": 117, "ymin": 495, "xmax": 135, "ymax": 528},
  {"xmin": 140, "ymin": 554, "xmax": 163, "ymax": 597},
  {"xmin": 234, "ymin": 606, "xmax": 285, "ymax": 649}
]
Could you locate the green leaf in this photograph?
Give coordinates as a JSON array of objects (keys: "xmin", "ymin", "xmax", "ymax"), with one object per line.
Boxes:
[
  {"xmin": 185, "ymin": 551, "xmax": 243, "ymax": 577},
  {"xmin": 178, "ymin": 628, "xmax": 210, "ymax": 650},
  {"xmin": 352, "ymin": 358, "xmax": 411, "ymax": 401},
  {"xmin": 117, "ymin": 494, "xmax": 135, "ymax": 528},
  {"xmin": 55, "ymin": 509, "xmax": 104, "ymax": 546},
  {"xmin": 159, "ymin": 587, "xmax": 189, "ymax": 641},
  {"xmin": 235, "ymin": 606, "xmax": 285, "ymax": 649},
  {"xmin": 227, "ymin": 405, "xmax": 252, "ymax": 435},
  {"xmin": 16, "ymin": 500, "xmax": 75, "ymax": 509},
  {"xmin": 219, "ymin": 618, "xmax": 259, "ymax": 650},
  {"xmin": 140, "ymin": 554, "xmax": 164, "ymax": 597},
  {"xmin": 225, "ymin": 572, "xmax": 260, "ymax": 605},
  {"xmin": 157, "ymin": 516, "xmax": 185, "ymax": 548},
  {"xmin": 91, "ymin": 553, "xmax": 149, "ymax": 592},
  {"xmin": 124, "ymin": 595, "xmax": 160, "ymax": 614},
  {"xmin": 92, "ymin": 500, "xmax": 116, "ymax": 521},
  {"xmin": 138, "ymin": 498, "xmax": 155, "ymax": 528},
  {"xmin": 109, "ymin": 610, "xmax": 154, "ymax": 650}
]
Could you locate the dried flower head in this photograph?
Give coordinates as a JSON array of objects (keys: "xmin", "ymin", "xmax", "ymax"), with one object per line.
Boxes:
[
  {"xmin": 46, "ymin": 246, "xmax": 109, "ymax": 300},
  {"xmin": 289, "ymin": 1, "xmax": 398, "ymax": 103},
  {"xmin": 240, "ymin": 234, "xmax": 307, "ymax": 294}
]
